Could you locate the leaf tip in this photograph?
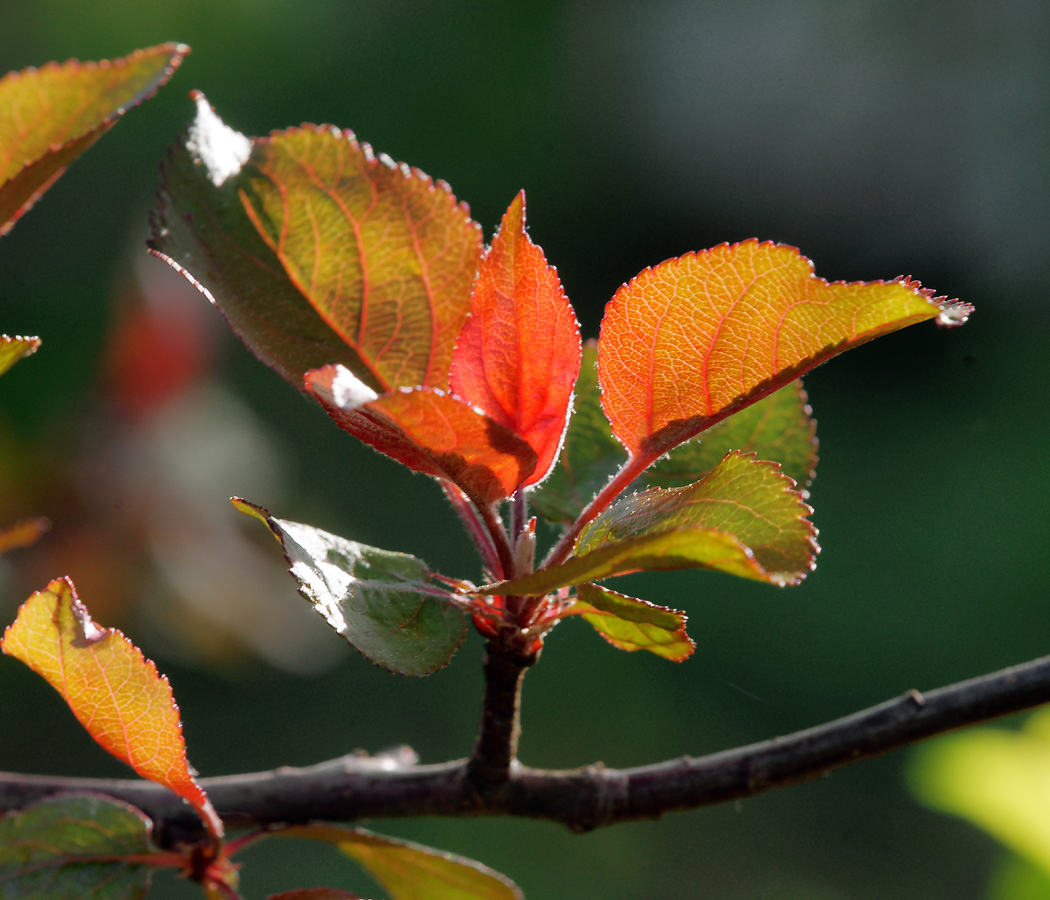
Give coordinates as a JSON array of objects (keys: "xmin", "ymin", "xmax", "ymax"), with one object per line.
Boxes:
[{"xmin": 186, "ymin": 91, "xmax": 251, "ymax": 187}]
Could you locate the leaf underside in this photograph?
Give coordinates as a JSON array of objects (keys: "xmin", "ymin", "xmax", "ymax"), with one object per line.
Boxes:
[
  {"xmin": 273, "ymin": 824, "xmax": 524, "ymax": 900},
  {"xmin": 0, "ymin": 336, "xmax": 41, "ymax": 378},
  {"xmin": 0, "ymin": 578, "xmax": 221, "ymax": 837},
  {"xmin": 0, "ymin": 793, "xmax": 155, "ymax": 900},
  {"xmin": 233, "ymin": 499, "xmax": 467, "ymax": 676},
  {"xmin": 569, "ymin": 583, "xmax": 694, "ymax": 661},
  {"xmin": 0, "ymin": 44, "xmax": 188, "ymax": 235}
]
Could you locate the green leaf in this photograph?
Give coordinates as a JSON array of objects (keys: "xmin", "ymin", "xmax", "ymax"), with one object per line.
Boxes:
[
  {"xmin": 273, "ymin": 824, "xmax": 524, "ymax": 900},
  {"xmin": 233, "ymin": 499, "xmax": 466, "ymax": 675},
  {"xmin": 477, "ymin": 451, "xmax": 817, "ymax": 596},
  {"xmin": 151, "ymin": 94, "xmax": 482, "ymax": 394},
  {"xmin": 530, "ymin": 341, "xmax": 623, "ymax": 526},
  {"xmin": 909, "ymin": 707, "xmax": 1050, "ymax": 879},
  {"xmin": 565, "ymin": 583, "xmax": 694, "ymax": 661},
  {"xmin": 641, "ymin": 379, "xmax": 817, "ymax": 493},
  {"xmin": 0, "ymin": 44, "xmax": 188, "ymax": 235},
  {"xmin": 0, "ymin": 794, "xmax": 156, "ymax": 899},
  {"xmin": 0, "ymin": 336, "xmax": 40, "ymax": 378}
]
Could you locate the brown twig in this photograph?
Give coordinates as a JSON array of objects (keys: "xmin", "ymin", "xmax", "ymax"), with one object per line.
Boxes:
[{"xmin": 4, "ymin": 652, "xmax": 1050, "ymax": 845}]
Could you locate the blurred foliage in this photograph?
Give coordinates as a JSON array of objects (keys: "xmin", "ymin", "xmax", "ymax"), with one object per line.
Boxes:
[{"xmin": 1, "ymin": 1, "xmax": 1048, "ymax": 898}]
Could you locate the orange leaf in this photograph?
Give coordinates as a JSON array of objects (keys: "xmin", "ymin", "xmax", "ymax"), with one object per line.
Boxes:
[
  {"xmin": 0, "ymin": 334, "xmax": 41, "ymax": 377},
  {"xmin": 0, "ymin": 517, "xmax": 50, "ymax": 555},
  {"xmin": 306, "ymin": 364, "xmax": 536, "ymax": 506},
  {"xmin": 0, "ymin": 44, "xmax": 188, "ymax": 234},
  {"xmin": 450, "ymin": 191, "xmax": 581, "ymax": 485},
  {"xmin": 1, "ymin": 577, "xmax": 222, "ymax": 838},
  {"xmin": 238, "ymin": 123, "xmax": 482, "ymax": 391},
  {"xmin": 599, "ymin": 240, "xmax": 972, "ymax": 458}
]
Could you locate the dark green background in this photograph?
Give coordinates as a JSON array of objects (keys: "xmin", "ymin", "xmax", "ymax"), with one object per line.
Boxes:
[{"xmin": 2, "ymin": 1, "xmax": 1048, "ymax": 897}]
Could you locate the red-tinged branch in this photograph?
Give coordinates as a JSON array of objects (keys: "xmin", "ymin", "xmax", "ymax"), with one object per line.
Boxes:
[
  {"xmin": 5, "ymin": 652, "xmax": 1050, "ymax": 841},
  {"xmin": 442, "ymin": 483, "xmax": 502, "ymax": 577},
  {"xmin": 477, "ymin": 501, "xmax": 515, "ymax": 582}
]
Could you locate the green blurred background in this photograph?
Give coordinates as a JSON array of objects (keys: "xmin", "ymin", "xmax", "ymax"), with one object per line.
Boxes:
[{"xmin": 1, "ymin": 1, "xmax": 1048, "ymax": 897}]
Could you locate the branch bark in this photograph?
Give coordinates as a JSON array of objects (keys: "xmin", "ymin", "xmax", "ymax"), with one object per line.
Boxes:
[{"xmin": 5, "ymin": 652, "xmax": 1050, "ymax": 846}]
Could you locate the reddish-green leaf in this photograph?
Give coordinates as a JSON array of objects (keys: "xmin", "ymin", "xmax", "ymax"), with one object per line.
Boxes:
[
  {"xmin": 233, "ymin": 499, "xmax": 467, "ymax": 676},
  {"xmin": 599, "ymin": 240, "xmax": 972, "ymax": 459},
  {"xmin": 642, "ymin": 379, "xmax": 817, "ymax": 492},
  {"xmin": 0, "ymin": 44, "xmax": 188, "ymax": 235},
  {"xmin": 0, "ymin": 517, "xmax": 50, "ymax": 556},
  {"xmin": 152, "ymin": 95, "xmax": 482, "ymax": 393},
  {"xmin": 477, "ymin": 451, "xmax": 817, "ymax": 596},
  {"xmin": 449, "ymin": 191, "xmax": 581, "ymax": 485},
  {"xmin": 0, "ymin": 794, "xmax": 163, "ymax": 900},
  {"xmin": 1, "ymin": 578, "xmax": 222, "ymax": 838},
  {"xmin": 273, "ymin": 825, "xmax": 524, "ymax": 900},
  {"xmin": 306, "ymin": 364, "xmax": 536, "ymax": 506},
  {"xmin": 564, "ymin": 583, "xmax": 694, "ymax": 661},
  {"xmin": 0, "ymin": 335, "xmax": 40, "ymax": 377}
]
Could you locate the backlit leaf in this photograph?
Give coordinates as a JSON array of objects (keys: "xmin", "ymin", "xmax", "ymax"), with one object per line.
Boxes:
[
  {"xmin": 152, "ymin": 96, "xmax": 482, "ymax": 392},
  {"xmin": 599, "ymin": 240, "xmax": 972, "ymax": 458},
  {"xmin": 233, "ymin": 499, "xmax": 466, "ymax": 676},
  {"xmin": 0, "ymin": 517, "xmax": 49, "ymax": 555},
  {"xmin": 0, "ymin": 44, "xmax": 188, "ymax": 235},
  {"xmin": 0, "ymin": 336, "xmax": 40, "ymax": 377},
  {"xmin": 0, "ymin": 578, "xmax": 222, "ymax": 837},
  {"xmin": 306, "ymin": 364, "xmax": 536, "ymax": 506},
  {"xmin": 273, "ymin": 824, "xmax": 524, "ymax": 900},
  {"xmin": 0, "ymin": 794, "xmax": 158, "ymax": 900},
  {"xmin": 564, "ymin": 583, "xmax": 694, "ymax": 661},
  {"xmin": 450, "ymin": 191, "xmax": 581, "ymax": 485},
  {"xmin": 477, "ymin": 451, "xmax": 817, "ymax": 596}
]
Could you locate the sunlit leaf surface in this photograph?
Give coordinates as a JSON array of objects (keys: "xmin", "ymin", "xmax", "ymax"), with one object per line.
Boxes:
[
  {"xmin": 273, "ymin": 824, "xmax": 524, "ymax": 900},
  {"xmin": 0, "ymin": 336, "xmax": 40, "ymax": 377},
  {"xmin": 0, "ymin": 44, "xmax": 187, "ymax": 234},
  {"xmin": 566, "ymin": 583, "xmax": 694, "ymax": 661},
  {"xmin": 479, "ymin": 451, "xmax": 816, "ymax": 596},
  {"xmin": 450, "ymin": 191, "xmax": 580, "ymax": 485},
  {"xmin": 0, "ymin": 578, "xmax": 222, "ymax": 837},
  {"xmin": 233, "ymin": 499, "xmax": 466, "ymax": 676},
  {"xmin": 599, "ymin": 240, "xmax": 971, "ymax": 458},
  {"xmin": 0, "ymin": 794, "xmax": 155, "ymax": 899},
  {"xmin": 306, "ymin": 365, "xmax": 536, "ymax": 506}
]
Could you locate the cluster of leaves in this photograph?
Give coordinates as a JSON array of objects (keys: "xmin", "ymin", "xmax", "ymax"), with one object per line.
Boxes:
[{"xmin": 0, "ymin": 42, "xmax": 973, "ymax": 900}]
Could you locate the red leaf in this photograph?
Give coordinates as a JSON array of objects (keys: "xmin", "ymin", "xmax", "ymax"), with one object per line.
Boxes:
[
  {"xmin": 450, "ymin": 191, "xmax": 581, "ymax": 484},
  {"xmin": 306, "ymin": 364, "xmax": 536, "ymax": 506}
]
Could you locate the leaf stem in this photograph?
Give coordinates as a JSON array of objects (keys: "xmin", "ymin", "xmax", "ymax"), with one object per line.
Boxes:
[
  {"xmin": 442, "ymin": 482, "xmax": 502, "ymax": 577},
  {"xmin": 477, "ymin": 501, "xmax": 516, "ymax": 581}
]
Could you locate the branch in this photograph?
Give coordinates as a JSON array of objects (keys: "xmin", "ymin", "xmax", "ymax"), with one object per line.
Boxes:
[{"xmin": 5, "ymin": 652, "xmax": 1050, "ymax": 845}]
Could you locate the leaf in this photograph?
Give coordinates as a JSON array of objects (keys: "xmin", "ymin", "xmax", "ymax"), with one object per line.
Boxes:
[
  {"xmin": 0, "ymin": 578, "xmax": 223, "ymax": 838},
  {"xmin": 0, "ymin": 793, "xmax": 157, "ymax": 899},
  {"xmin": 273, "ymin": 824, "xmax": 524, "ymax": 900},
  {"xmin": 151, "ymin": 95, "xmax": 482, "ymax": 392},
  {"xmin": 233, "ymin": 499, "xmax": 467, "ymax": 676},
  {"xmin": 266, "ymin": 893, "xmax": 361, "ymax": 900},
  {"xmin": 449, "ymin": 191, "xmax": 581, "ymax": 485},
  {"xmin": 477, "ymin": 451, "xmax": 817, "ymax": 596},
  {"xmin": 564, "ymin": 583, "xmax": 694, "ymax": 661},
  {"xmin": 528, "ymin": 341, "xmax": 623, "ymax": 526},
  {"xmin": 641, "ymin": 379, "xmax": 818, "ymax": 492},
  {"xmin": 0, "ymin": 517, "xmax": 49, "ymax": 555},
  {"xmin": 0, "ymin": 336, "xmax": 40, "ymax": 377},
  {"xmin": 0, "ymin": 44, "xmax": 188, "ymax": 235},
  {"xmin": 599, "ymin": 240, "xmax": 972, "ymax": 459},
  {"xmin": 909, "ymin": 707, "xmax": 1050, "ymax": 879},
  {"xmin": 305, "ymin": 365, "xmax": 536, "ymax": 506}
]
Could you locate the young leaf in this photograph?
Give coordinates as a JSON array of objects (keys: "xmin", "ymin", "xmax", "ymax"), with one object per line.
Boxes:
[
  {"xmin": 151, "ymin": 96, "xmax": 482, "ymax": 392},
  {"xmin": 306, "ymin": 365, "xmax": 536, "ymax": 506},
  {"xmin": 641, "ymin": 379, "xmax": 817, "ymax": 492},
  {"xmin": 0, "ymin": 794, "xmax": 161, "ymax": 900},
  {"xmin": 599, "ymin": 240, "xmax": 972, "ymax": 459},
  {"xmin": 0, "ymin": 335, "xmax": 40, "ymax": 377},
  {"xmin": 273, "ymin": 824, "xmax": 524, "ymax": 900},
  {"xmin": 449, "ymin": 191, "xmax": 581, "ymax": 485},
  {"xmin": 564, "ymin": 583, "xmax": 694, "ymax": 661},
  {"xmin": 0, "ymin": 44, "xmax": 188, "ymax": 235},
  {"xmin": 0, "ymin": 517, "xmax": 49, "ymax": 555},
  {"xmin": 477, "ymin": 451, "xmax": 817, "ymax": 596},
  {"xmin": 1, "ymin": 578, "xmax": 223, "ymax": 838},
  {"xmin": 233, "ymin": 499, "xmax": 467, "ymax": 676}
]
